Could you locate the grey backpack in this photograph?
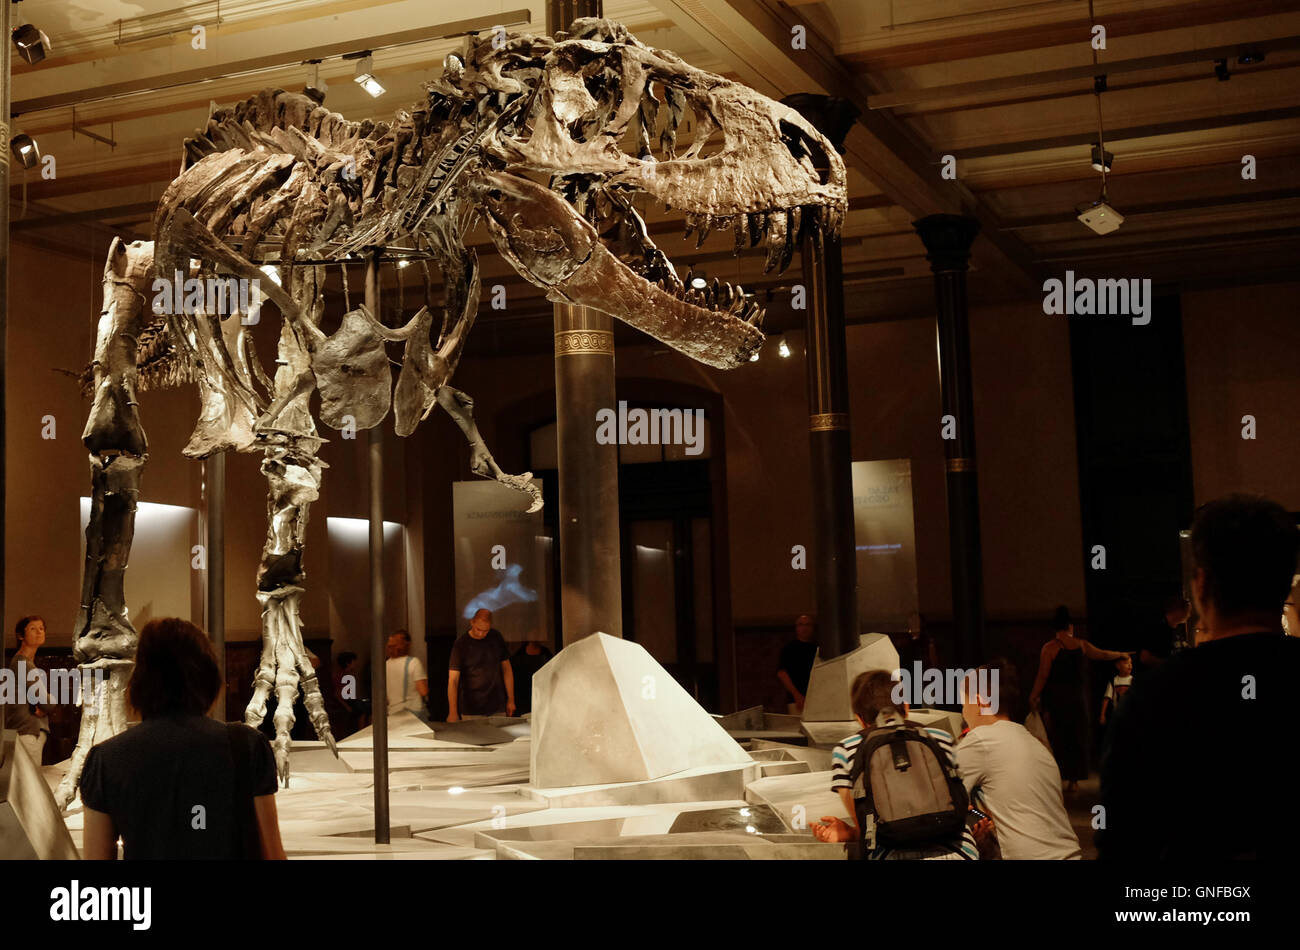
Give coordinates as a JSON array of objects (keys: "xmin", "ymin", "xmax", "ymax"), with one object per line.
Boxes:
[{"xmin": 848, "ymin": 721, "xmax": 968, "ymax": 851}]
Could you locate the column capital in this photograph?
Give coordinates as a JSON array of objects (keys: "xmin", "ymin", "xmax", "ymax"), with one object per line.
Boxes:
[
  {"xmin": 779, "ymin": 94, "xmax": 860, "ymax": 152},
  {"xmin": 913, "ymin": 214, "xmax": 981, "ymax": 273}
]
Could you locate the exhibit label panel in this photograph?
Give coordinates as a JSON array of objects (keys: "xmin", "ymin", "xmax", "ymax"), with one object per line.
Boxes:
[
  {"xmin": 851, "ymin": 459, "xmax": 920, "ymax": 631},
  {"xmin": 453, "ymin": 479, "xmax": 553, "ymax": 645}
]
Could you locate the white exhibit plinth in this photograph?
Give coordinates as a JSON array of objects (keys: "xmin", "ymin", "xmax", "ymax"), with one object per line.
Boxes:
[{"xmin": 530, "ymin": 633, "xmax": 753, "ymax": 788}]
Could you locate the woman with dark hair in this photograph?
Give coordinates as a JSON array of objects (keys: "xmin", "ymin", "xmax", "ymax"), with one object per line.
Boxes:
[
  {"xmin": 80, "ymin": 618, "xmax": 286, "ymax": 860},
  {"xmin": 3, "ymin": 615, "xmax": 50, "ymax": 763},
  {"xmin": 1028, "ymin": 606, "xmax": 1128, "ymax": 793}
]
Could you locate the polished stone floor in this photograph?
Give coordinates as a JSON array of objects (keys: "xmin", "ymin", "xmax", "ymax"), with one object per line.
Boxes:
[
  {"xmin": 47, "ymin": 710, "xmax": 855, "ymax": 860},
  {"xmin": 46, "ymin": 709, "xmax": 1100, "ymax": 859}
]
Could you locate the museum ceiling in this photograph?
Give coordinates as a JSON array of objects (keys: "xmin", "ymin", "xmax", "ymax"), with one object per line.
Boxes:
[{"xmin": 11, "ymin": 0, "xmax": 1300, "ymax": 357}]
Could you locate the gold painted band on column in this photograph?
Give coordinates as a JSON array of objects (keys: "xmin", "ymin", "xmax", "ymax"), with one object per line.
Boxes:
[
  {"xmin": 555, "ymin": 328, "xmax": 615, "ymax": 356},
  {"xmin": 809, "ymin": 412, "xmax": 849, "ymax": 432},
  {"xmin": 946, "ymin": 456, "xmax": 975, "ymax": 473}
]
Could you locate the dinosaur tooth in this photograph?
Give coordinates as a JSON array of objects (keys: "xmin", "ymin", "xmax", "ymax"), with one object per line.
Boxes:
[
  {"xmin": 695, "ymin": 215, "xmax": 712, "ymax": 249},
  {"xmin": 747, "ymin": 211, "xmax": 765, "ymax": 249},
  {"xmin": 764, "ymin": 210, "xmax": 788, "ymax": 274}
]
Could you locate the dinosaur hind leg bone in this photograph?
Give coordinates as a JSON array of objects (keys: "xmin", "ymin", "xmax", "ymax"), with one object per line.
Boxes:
[
  {"xmin": 243, "ymin": 449, "xmax": 337, "ymax": 784},
  {"xmin": 55, "ymin": 237, "xmax": 154, "ymax": 811}
]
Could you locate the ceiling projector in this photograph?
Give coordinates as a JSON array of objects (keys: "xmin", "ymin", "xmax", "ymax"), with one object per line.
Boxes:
[{"xmin": 1078, "ymin": 199, "xmax": 1124, "ymax": 235}]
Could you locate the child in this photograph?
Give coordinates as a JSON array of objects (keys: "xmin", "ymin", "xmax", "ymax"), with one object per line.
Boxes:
[
  {"xmin": 1099, "ymin": 654, "xmax": 1134, "ymax": 725},
  {"xmin": 811, "ymin": 669, "xmax": 979, "ymax": 860}
]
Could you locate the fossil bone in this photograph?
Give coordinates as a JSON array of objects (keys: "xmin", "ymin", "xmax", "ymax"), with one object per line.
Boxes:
[{"xmin": 59, "ymin": 18, "xmax": 846, "ymax": 802}]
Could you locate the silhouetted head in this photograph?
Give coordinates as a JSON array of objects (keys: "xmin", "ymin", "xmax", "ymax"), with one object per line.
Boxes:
[
  {"xmin": 1191, "ymin": 494, "xmax": 1298, "ymax": 630},
  {"xmin": 128, "ymin": 618, "xmax": 221, "ymax": 718}
]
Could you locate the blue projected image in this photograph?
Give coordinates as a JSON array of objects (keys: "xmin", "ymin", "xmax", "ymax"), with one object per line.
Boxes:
[{"xmin": 463, "ymin": 563, "xmax": 538, "ymax": 617}]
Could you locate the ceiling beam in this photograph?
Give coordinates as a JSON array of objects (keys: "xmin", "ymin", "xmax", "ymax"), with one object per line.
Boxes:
[
  {"xmin": 838, "ymin": 0, "xmax": 1300, "ymax": 71},
  {"xmin": 650, "ymin": 0, "xmax": 1038, "ymax": 287},
  {"xmin": 10, "ymin": 201, "xmax": 159, "ymax": 231},
  {"xmin": 9, "ymin": 160, "xmax": 180, "ymax": 200},
  {"xmin": 867, "ymin": 35, "xmax": 1300, "ymax": 110},
  {"xmin": 947, "ymin": 105, "xmax": 1300, "ymax": 159},
  {"xmin": 12, "ymin": 9, "xmax": 532, "ymax": 115}
]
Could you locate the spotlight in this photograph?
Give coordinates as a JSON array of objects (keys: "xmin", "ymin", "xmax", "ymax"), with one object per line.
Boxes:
[
  {"xmin": 690, "ymin": 274, "xmax": 707, "ymax": 290},
  {"xmin": 397, "ymin": 259, "xmax": 410, "ymax": 269},
  {"xmin": 777, "ymin": 336, "xmax": 791, "ymax": 358},
  {"xmin": 12, "ymin": 23, "xmax": 52, "ymax": 66},
  {"xmin": 1090, "ymin": 144, "xmax": 1113, "ymax": 173},
  {"xmin": 749, "ymin": 350, "xmax": 760, "ymax": 362},
  {"xmin": 304, "ymin": 62, "xmax": 328, "ymax": 104},
  {"xmin": 354, "ymin": 54, "xmax": 385, "ymax": 98},
  {"xmin": 9, "ymin": 133, "xmax": 40, "ymax": 169}
]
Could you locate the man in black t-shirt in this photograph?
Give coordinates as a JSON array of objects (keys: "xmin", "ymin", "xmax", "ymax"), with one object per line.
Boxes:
[
  {"xmin": 777, "ymin": 614, "xmax": 818, "ymax": 713},
  {"xmin": 447, "ymin": 609, "xmax": 515, "ymax": 721},
  {"xmin": 1099, "ymin": 494, "xmax": 1300, "ymax": 860}
]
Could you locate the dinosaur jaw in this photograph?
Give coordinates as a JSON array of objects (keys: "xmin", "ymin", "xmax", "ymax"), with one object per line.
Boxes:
[{"xmin": 469, "ymin": 169, "xmax": 765, "ymax": 369}]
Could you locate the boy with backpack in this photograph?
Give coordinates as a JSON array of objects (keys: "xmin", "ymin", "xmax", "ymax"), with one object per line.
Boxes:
[{"xmin": 812, "ymin": 669, "xmax": 980, "ymax": 859}]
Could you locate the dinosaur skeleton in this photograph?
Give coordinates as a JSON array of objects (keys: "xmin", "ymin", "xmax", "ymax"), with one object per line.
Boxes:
[{"xmin": 55, "ymin": 18, "xmax": 846, "ymax": 808}]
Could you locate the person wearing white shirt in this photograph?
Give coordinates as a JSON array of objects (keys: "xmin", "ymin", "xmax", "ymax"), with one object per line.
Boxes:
[
  {"xmin": 957, "ymin": 660, "xmax": 1082, "ymax": 860},
  {"xmin": 384, "ymin": 630, "xmax": 429, "ymax": 720}
]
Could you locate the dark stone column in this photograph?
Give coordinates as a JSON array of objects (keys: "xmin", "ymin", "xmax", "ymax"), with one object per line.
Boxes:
[
  {"xmin": 913, "ymin": 214, "xmax": 985, "ymax": 668},
  {"xmin": 548, "ymin": 0, "xmax": 622, "ymax": 645},
  {"xmin": 553, "ymin": 305, "xmax": 622, "ymax": 643},
  {"xmin": 783, "ymin": 95, "xmax": 861, "ymax": 660}
]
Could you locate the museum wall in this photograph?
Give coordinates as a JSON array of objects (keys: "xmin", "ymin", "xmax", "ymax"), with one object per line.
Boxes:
[
  {"xmin": 418, "ymin": 293, "xmax": 1090, "ymax": 637},
  {"xmin": 1181, "ymin": 281, "xmax": 1300, "ymax": 511},
  {"xmin": 6, "ymin": 239, "xmax": 417, "ymax": 668},
  {"xmin": 10, "ymin": 237, "xmax": 1289, "ymax": 669}
]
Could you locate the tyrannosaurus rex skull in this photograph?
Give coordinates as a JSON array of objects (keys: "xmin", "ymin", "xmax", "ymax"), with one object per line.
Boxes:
[{"xmin": 446, "ymin": 18, "xmax": 848, "ymax": 369}]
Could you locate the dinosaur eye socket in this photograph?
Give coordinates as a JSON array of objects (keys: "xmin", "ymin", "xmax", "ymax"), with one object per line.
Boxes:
[{"xmin": 780, "ymin": 119, "xmax": 831, "ymax": 186}]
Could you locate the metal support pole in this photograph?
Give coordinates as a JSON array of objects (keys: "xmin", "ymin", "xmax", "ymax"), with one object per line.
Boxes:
[
  {"xmin": 206, "ymin": 451, "xmax": 226, "ymax": 718},
  {"xmin": 783, "ymin": 94, "xmax": 860, "ymax": 660},
  {"xmin": 913, "ymin": 214, "xmax": 985, "ymax": 668},
  {"xmin": 365, "ymin": 252, "xmax": 390, "ymax": 844}
]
